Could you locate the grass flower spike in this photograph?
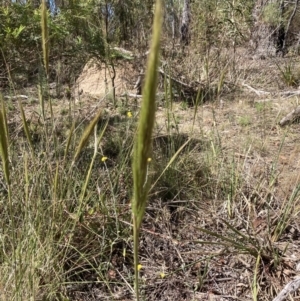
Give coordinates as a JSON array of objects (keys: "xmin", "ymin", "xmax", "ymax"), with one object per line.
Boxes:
[{"xmin": 131, "ymin": 1, "xmax": 163, "ymax": 300}]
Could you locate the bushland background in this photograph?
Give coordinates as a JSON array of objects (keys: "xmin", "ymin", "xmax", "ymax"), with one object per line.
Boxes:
[{"xmin": 1, "ymin": 0, "xmax": 300, "ymax": 300}]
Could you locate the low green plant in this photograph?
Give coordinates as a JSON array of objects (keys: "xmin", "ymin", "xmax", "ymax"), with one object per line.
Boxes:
[
  {"xmin": 272, "ymin": 185, "xmax": 300, "ymax": 242},
  {"xmin": 239, "ymin": 115, "xmax": 251, "ymax": 126},
  {"xmin": 255, "ymin": 101, "xmax": 271, "ymax": 112},
  {"xmin": 276, "ymin": 62, "xmax": 299, "ymax": 87},
  {"xmin": 196, "ymin": 218, "xmax": 278, "ymax": 263},
  {"xmin": 180, "ymin": 101, "xmax": 189, "ymax": 110}
]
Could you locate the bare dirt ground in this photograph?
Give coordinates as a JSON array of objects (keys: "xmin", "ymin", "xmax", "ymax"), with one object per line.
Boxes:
[{"xmin": 3, "ymin": 52, "xmax": 300, "ymax": 301}]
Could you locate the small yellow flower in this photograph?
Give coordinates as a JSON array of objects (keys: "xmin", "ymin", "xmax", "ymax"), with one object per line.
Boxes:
[
  {"xmin": 127, "ymin": 111, "xmax": 132, "ymax": 118},
  {"xmin": 147, "ymin": 157, "xmax": 152, "ymax": 162},
  {"xmin": 160, "ymin": 272, "xmax": 165, "ymax": 278},
  {"xmin": 88, "ymin": 208, "xmax": 94, "ymax": 215},
  {"xmin": 137, "ymin": 264, "xmax": 143, "ymax": 271},
  {"xmin": 101, "ymin": 156, "xmax": 108, "ymax": 162}
]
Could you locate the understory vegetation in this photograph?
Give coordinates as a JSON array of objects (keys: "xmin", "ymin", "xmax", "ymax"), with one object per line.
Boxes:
[{"xmin": 1, "ymin": 0, "xmax": 300, "ymax": 301}]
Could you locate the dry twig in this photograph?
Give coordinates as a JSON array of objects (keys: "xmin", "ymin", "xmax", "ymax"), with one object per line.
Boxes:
[
  {"xmin": 279, "ymin": 105, "xmax": 300, "ymax": 126},
  {"xmin": 272, "ymin": 277, "xmax": 300, "ymax": 301}
]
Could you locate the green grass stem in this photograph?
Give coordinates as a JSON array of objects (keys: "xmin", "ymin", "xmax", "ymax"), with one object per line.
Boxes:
[{"xmin": 132, "ymin": 1, "xmax": 163, "ymax": 300}]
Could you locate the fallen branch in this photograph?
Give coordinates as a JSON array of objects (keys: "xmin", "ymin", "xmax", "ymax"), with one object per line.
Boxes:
[
  {"xmin": 4, "ymin": 95, "xmax": 28, "ymax": 100},
  {"xmin": 158, "ymin": 67, "xmax": 196, "ymax": 90},
  {"xmin": 279, "ymin": 90, "xmax": 300, "ymax": 97},
  {"xmin": 272, "ymin": 277, "xmax": 300, "ymax": 301},
  {"xmin": 241, "ymin": 83, "xmax": 271, "ymax": 96},
  {"xmin": 120, "ymin": 93, "xmax": 143, "ymax": 98},
  {"xmin": 279, "ymin": 105, "xmax": 300, "ymax": 126},
  {"xmin": 242, "ymin": 82, "xmax": 300, "ymax": 99}
]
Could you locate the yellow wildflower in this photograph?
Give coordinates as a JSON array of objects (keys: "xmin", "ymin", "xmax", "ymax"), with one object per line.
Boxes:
[
  {"xmin": 101, "ymin": 156, "xmax": 108, "ymax": 162},
  {"xmin": 137, "ymin": 264, "xmax": 143, "ymax": 271},
  {"xmin": 127, "ymin": 111, "xmax": 132, "ymax": 118}
]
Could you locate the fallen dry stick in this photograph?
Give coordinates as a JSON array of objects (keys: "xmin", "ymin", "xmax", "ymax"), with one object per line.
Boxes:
[
  {"xmin": 272, "ymin": 277, "xmax": 300, "ymax": 301},
  {"xmin": 279, "ymin": 105, "xmax": 300, "ymax": 126},
  {"xmin": 241, "ymin": 83, "xmax": 271, "ymax": 96}
]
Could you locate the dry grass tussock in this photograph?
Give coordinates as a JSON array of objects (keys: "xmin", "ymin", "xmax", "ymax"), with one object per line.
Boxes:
[{"xmin": 1, "ymin": 49, "xmax": 300, "ymax": 301}]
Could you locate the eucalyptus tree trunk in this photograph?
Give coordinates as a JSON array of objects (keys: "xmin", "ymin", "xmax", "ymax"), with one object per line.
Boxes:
[
  {"xmin": 180, "ymin": 0, "xmax": 190, "ymax": 45},
  {"xmin": 250, "ymin": 0, "xmax": 299, "ymax": 57}
]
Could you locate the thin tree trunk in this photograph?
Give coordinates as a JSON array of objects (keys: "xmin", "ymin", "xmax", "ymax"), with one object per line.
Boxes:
[
  {"xmin": 250, "ymin": 0, "xmax": 285, "ymax": 57},
  {"xmin": 180, "ymin": 0, "xmax": 190, "ymax": 46}
]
